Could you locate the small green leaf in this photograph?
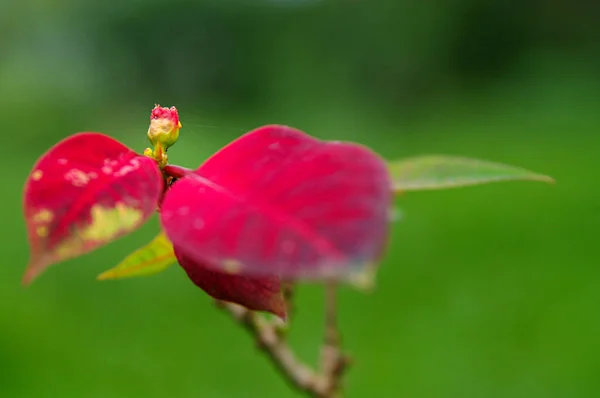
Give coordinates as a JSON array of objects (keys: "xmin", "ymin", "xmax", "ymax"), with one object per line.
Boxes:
[
  {"xmin": 97, "ymin": 232, "xmax": 176, "ymax": 280},
  {"xmin": 388, "ymin": 155, "xmax": 555, "ymax": 192}
]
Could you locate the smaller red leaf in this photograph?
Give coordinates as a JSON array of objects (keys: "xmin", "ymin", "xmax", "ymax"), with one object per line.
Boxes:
[
  {"xmin": 175, "ymin": 248, "xmax": 287, "ymax": 319},
  {"xmin": 22, "ymin": 132, "xmax": 164, "ymax": 284}
]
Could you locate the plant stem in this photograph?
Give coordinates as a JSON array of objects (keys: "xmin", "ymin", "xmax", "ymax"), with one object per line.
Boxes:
[
  {"xmin": 216, "ymin": 302, "xmax": 318, "ymax": 393},
  {"xmin": 316, "ymin": 281, "xmax": 349, "ymax": 397},
  {"xmin": 163, "ymin": 164, "xmax": 193, "ymax": 179},
  {"xmin": 215, "ymin": 282, "xmax": 350, "ymax": 398}
]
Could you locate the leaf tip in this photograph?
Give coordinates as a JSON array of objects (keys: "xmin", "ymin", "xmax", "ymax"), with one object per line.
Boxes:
[
  {"xmin": 21, "ymin": 260, "xmax": 45, "ymax": 286},
  {"xmin": 96, "ymin": 270, "xmax": 114, "ymax": 281},
  {"xmin": 273, "ymin": 314, "xmax": 289, "ymax": 329},
  {"xmin": 346, "ymin": 266, "xmax": 378, "ymax": 292},
  {"xmin": 276, "ymin": 311, "xmax": 288, "ymax": 323},
  {"xmin": 539, "ymin": 175, "xmax": 556, "ymax": 184},
  {"xmin": 269, "ymin": 294, "xmax": 288, "ymax": 321},
  {"xmin": 388, "ymin": 155, "xmax": 557, "ymax": 191}
]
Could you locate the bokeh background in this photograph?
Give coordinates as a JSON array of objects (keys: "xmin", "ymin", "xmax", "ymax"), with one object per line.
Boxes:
[{"xmin": 2, "ymin": 1, "xmax": 599, "ymax": 397}]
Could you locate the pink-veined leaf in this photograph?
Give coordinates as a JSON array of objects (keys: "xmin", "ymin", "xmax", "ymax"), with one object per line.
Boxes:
[
  {"xmin": 97, "ymin": 232, "xmax": 175, "ymax": 280},
  {"xmin": 389, "ymin": 155, "xmax": 555, "ymax": 192},
  {"xmin": 22, "ymin": 132, "xmax": 163, "ymax": 284},
  {"xmin": 175, "ymin": 248, "xmax": 287, "ymax": 319},
  {"xmin": 160, "ymin": 125, "xmax": 392, "ymax": 286}
]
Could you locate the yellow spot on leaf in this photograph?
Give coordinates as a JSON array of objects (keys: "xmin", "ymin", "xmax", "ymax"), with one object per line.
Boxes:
[
  {"xmin": 222, "ymin": 259, "xmax": 243, "ymax": 274},
  {"xmin": 23, "ymin": 202, "xmax": 146, "ymax": 286},
  {"xmin": 81, "ymin": 203, "xmax": 143, "ymax": 241},
  {"xmin": 33, "ymin": 209, "xmax": 54, "ymax": 224},
  {"xmin": 54, "ymin": 241, "xmax": 76, "ymax": 259},
  {"xmin": 65, "ymin": 169, "xmax": 92, "ymax": 187},
  {"xmin": 36, "ymin": 203, "xmax": 143, "ymax": 271},
  {"xmin": 114, "ymin": 158, "xmax": 141, "ymax": 177},
  {"xmin": 347, "ymin": 264, "xmax": 377, "ymax": 292},
  {"xmin": 32, "ymin": 170, "xmax": 43, "ymax": 181}
]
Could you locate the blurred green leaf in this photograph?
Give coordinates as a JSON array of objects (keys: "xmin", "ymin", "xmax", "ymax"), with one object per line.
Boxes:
[
  {"xmin": 97, "ymin": 233, "xmax": 176, "ymax": 280},
  {"xmin": 388, "ymin": 155, "xmax": 555, "ymax": 192}
]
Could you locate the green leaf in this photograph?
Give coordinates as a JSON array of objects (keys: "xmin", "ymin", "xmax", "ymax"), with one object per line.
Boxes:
[
  {"xmin": 388, "ymin": 155, "xmax": 555, "ymax": 192},
  {"xmin": 97, "ymin": 232, "xmax": 176, "ymax": 280}
]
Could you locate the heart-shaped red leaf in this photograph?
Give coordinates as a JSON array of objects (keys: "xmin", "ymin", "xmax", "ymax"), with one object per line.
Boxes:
[
  {"xmin": 23, "ymin": 132, "xmax": 164, "ymax": 284},
  {"xmin": 175, "ymin": 248, "xmax": 286, "ymax": 318},
  {"xmin": 160, "ymin": 125, "xmax": 392, "ymax": 283}
]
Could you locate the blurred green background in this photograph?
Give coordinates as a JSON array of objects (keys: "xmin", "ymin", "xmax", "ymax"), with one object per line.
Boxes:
[{"xmin": 2, "ymin": 1, "xmax": 599, "ymax": 397}]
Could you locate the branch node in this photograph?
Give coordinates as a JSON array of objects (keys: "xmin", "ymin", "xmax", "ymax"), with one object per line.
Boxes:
[{"xmin": 215, "ymin": 280, "xmax": 351, "ymax": 398}]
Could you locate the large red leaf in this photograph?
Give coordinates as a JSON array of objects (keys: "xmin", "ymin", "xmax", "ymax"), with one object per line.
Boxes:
[
  {"xmin": 23, "ymin": 132, "xmax": 164, "ymax": 284},
  {"xmin": 175, "ymin": 248, "xmax": 286, "ymax": 318},
  {"xmin": 161, "ymin": 168, "xmax": 286, "ymax": 316},
  {"xmin": 160, "ymin": 125, "xmax": 392, "ymax": 283}
]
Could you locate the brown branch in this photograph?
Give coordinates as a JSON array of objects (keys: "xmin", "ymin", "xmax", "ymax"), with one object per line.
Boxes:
[
  {"xmin": 282, "ymin": 280, "xmax": 296, "ymax": 320},
  {"xmin": 215, "ymin": 282, "xmax": 350, "ymax": 398},
  {"xmin": 315, "ymin": 281, "xmax": 351, "ymax": 397},
  {"xmin": 216, "ymin": 301, "xmax": 317, "ymax": 393}
]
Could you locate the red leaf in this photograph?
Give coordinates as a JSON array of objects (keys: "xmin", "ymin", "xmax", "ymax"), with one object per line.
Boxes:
[
  {"xmin": 160, "ymin": 125, "xmax": 392, "ymax": 283},
  {"xmin": 22, "ymin": 132, "xmax": 164, "ymax": 284},
  {"xmin": 175, "ymin": 248, "xmax": 286, "ymax": 318}
]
